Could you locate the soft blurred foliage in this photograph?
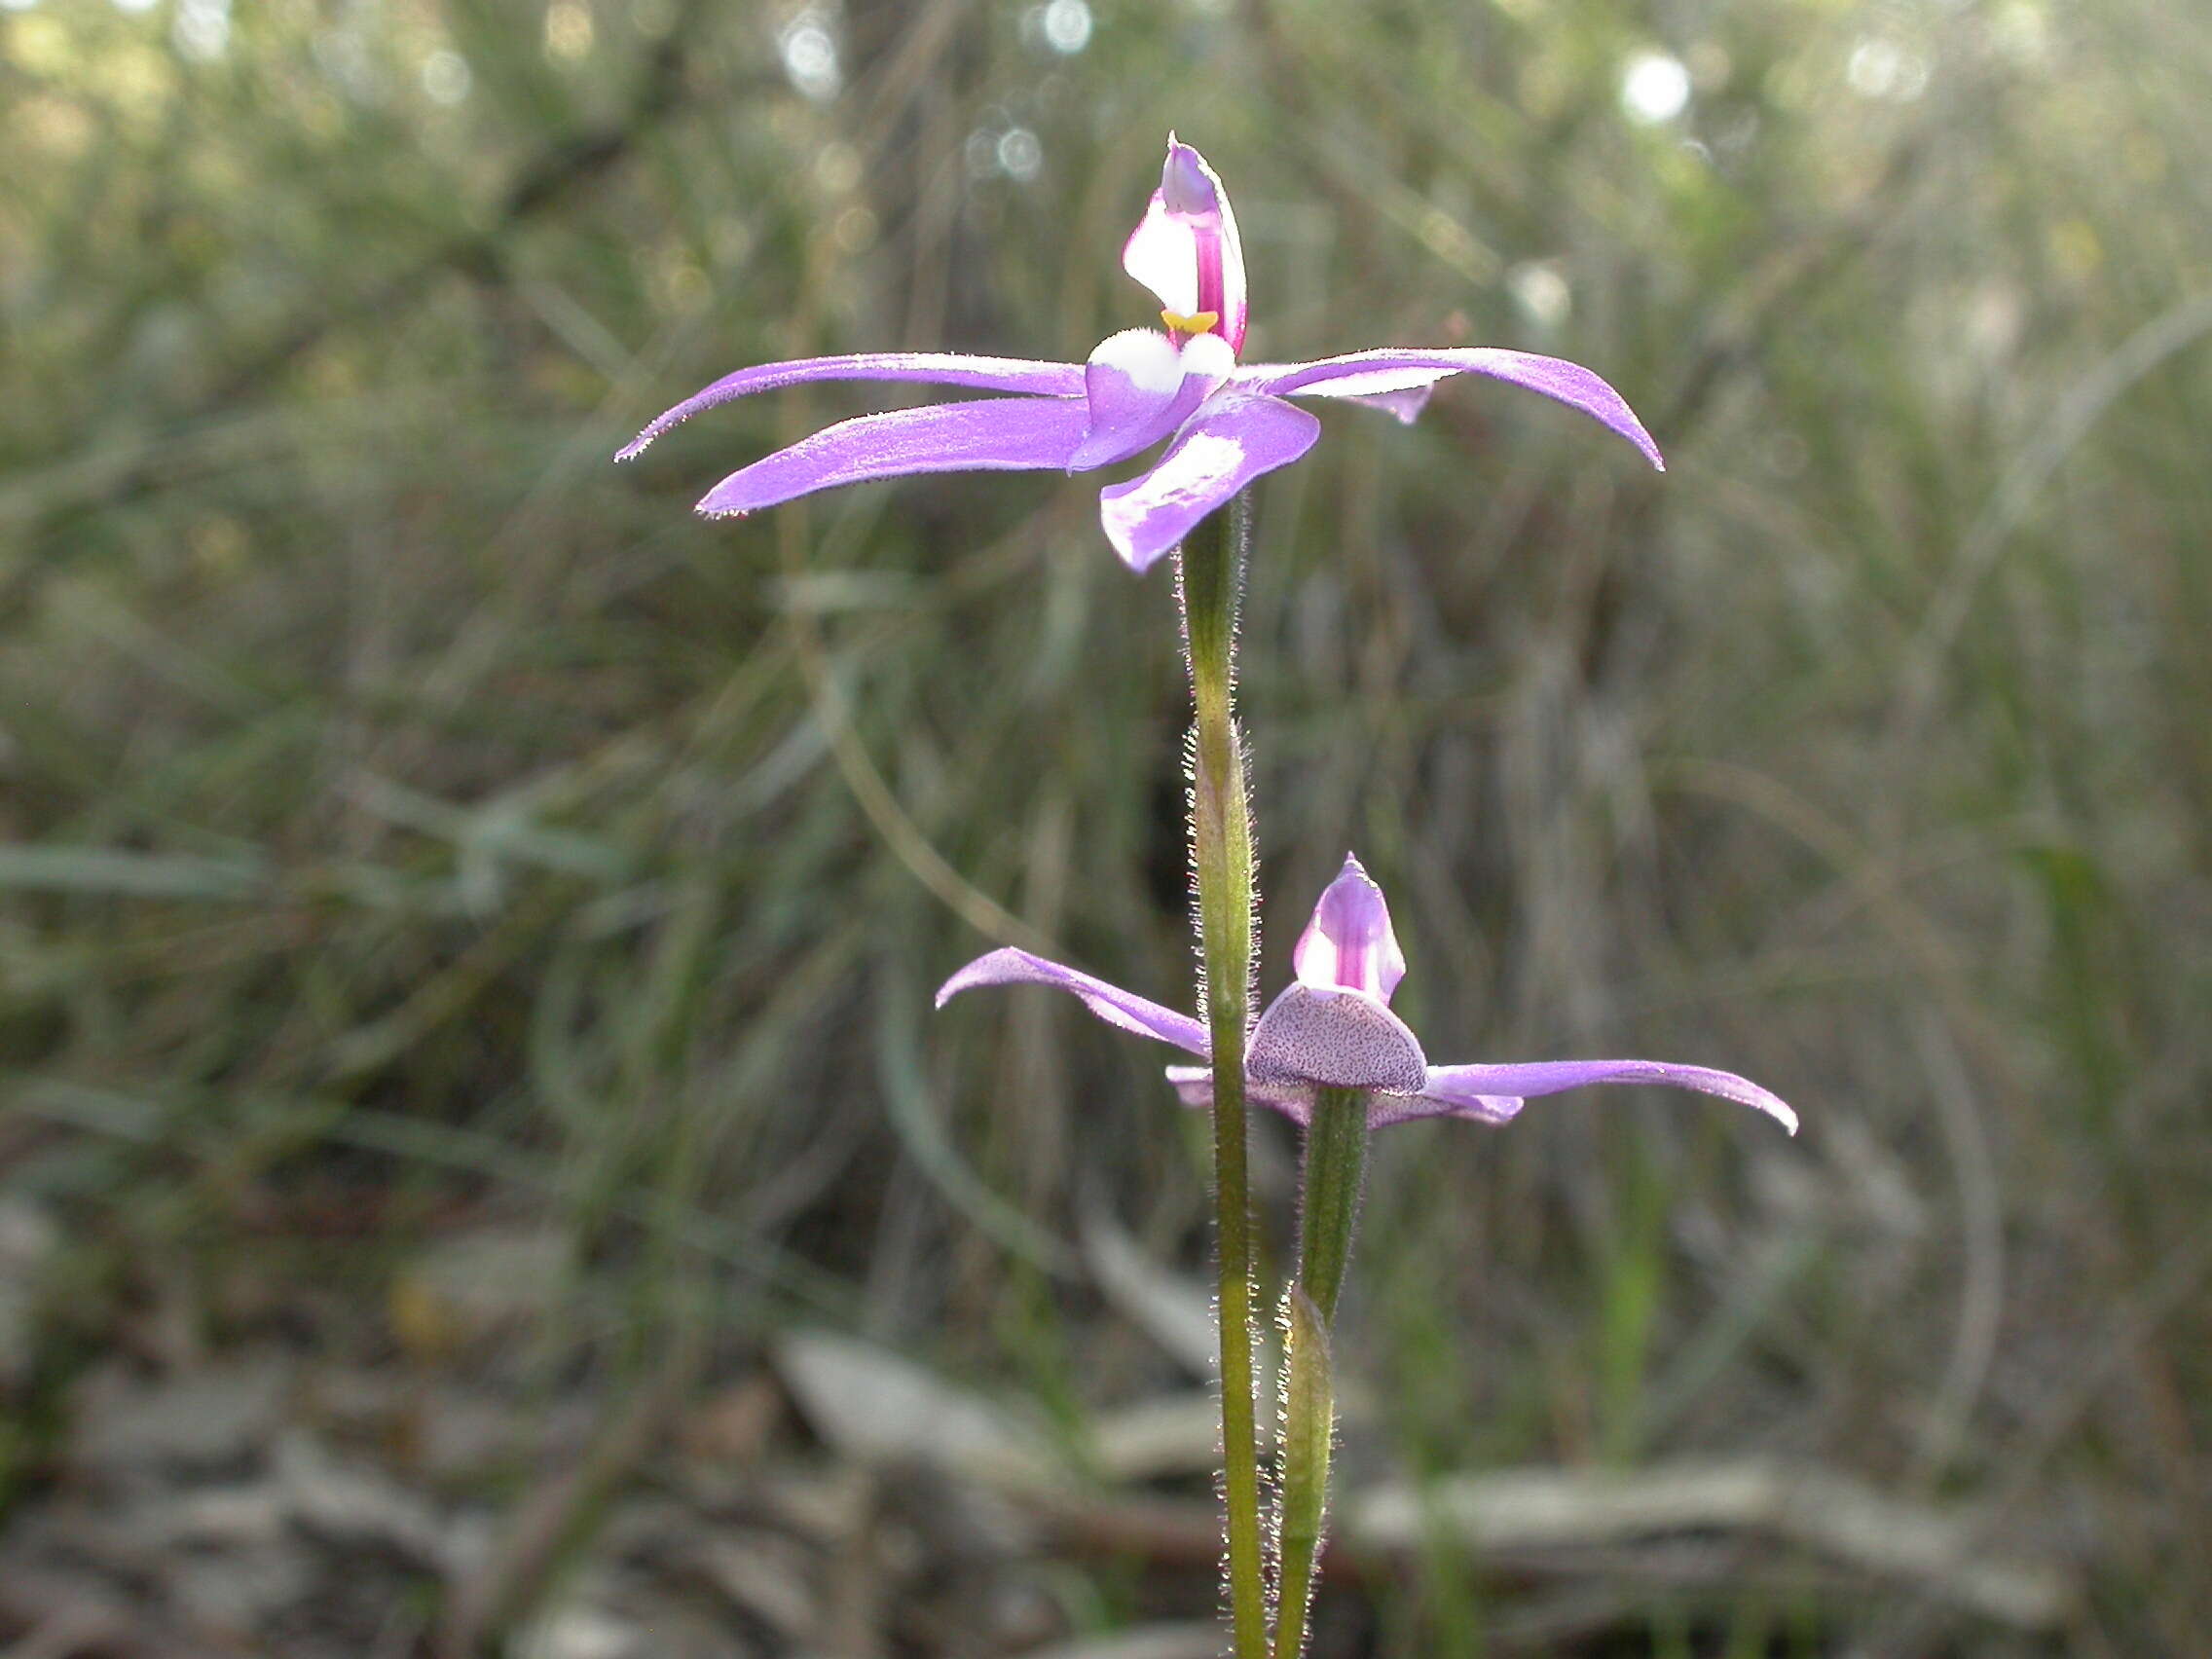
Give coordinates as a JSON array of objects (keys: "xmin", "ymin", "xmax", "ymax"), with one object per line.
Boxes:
[{"xmin": 3, "ymin": 0, "xmax": 2208, "ymax": 1649}]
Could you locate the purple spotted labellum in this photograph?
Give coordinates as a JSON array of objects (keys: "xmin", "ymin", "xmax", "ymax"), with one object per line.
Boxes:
[
  {"xmin": 937, "ymin": 855, "xmax": 1797, "ymax": 1135},
  {"xmin": 618, "ymin": 137, "xmax": 1664, "ymax": 573}
]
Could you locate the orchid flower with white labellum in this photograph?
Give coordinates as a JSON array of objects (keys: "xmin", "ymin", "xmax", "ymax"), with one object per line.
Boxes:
[
  {"xmin": 618, "ymin": 137, "xmax": 1663, "ymax": 573},
  {"xmin": 937, "ymin": 854, "xmax": 1796, "ymax": 1136}
]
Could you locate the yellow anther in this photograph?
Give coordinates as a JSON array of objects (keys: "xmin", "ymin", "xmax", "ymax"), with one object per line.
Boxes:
[{"xmin": 1161, "ymin": 309, "xmax": 1220, "ymax": 337}]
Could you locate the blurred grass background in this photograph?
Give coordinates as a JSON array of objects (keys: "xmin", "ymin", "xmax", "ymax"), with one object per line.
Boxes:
[{"xmin": 2, "ymin": 0, "xmax": 2208, "ymax": 1650}]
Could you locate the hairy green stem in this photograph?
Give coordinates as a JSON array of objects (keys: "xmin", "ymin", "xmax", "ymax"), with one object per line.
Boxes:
[
  {"xmin": 1272, "ymin": 1085, "xmax": 1372, "ymax": 1659},
  {"xmin": 1178, "ymin": 496, "xmax": 1266, "ymax": 1659},
  {"xmin": 1273, "ymin": 1288, "xmax": 1334, "ymax": 1659}
]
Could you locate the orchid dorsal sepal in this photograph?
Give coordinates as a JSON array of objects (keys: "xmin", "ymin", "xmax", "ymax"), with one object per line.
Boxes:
[
  {"xmin": 1293, "ymin": 853, "xmax": 1407, "ymax": 1002},
  {"xmin": 1124, "ymin": 137, "xmax": 1248, "ymax": 357}
]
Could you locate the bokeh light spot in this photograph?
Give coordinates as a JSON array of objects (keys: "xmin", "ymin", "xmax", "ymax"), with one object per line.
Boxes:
[
  {"xmin": 780, "ymin": 11, "xmax": 840, "ymax": 101},
  {"xmin": 1620, "ymin": 50, "xmax": 1691, "ymax": 125},
  {"xmin": 1042, "ymin": 0, "xmax": 1091, "ymax": 54},
  {"xmin": 421, "ymin": 50, "xmax": 471, "ymax": 105}
]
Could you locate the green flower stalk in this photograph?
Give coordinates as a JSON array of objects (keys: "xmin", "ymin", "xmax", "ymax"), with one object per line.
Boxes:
[
  {"xmin": 1272, "ymin": 1084, "xmax": 1369, "ymax": 1659},
  {"xmin": 1179, "ymin": 495, "xmax": 1269, "ymax": 1657}
]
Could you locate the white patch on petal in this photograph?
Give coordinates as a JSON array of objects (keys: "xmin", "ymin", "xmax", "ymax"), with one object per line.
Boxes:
[
  {"xmin": 1091, "ymin": 327, "xmax": 1184, "ymax": 394},
  {"xmin": 1137, "ymin": 431, "xmax": 1242, "ymax": 507},
  {"xmin": 1100, "ymin": 431, "xmax": 1243, "ymax": 553},
  {"xmin": 1096, "ymin": 389, "xmax": 1320, "ymax": 570}
]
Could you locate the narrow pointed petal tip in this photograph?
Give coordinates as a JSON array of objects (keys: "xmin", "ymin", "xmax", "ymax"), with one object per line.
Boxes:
[
  {"xmin": 935, "ymin": 945, "xmax": 1209, "ymax": 1057},
  {"xmin": 1293, "ymin": 853, "xmax": 1408, "ymax": 1002},
  {"xmin": 1241, "ymin": 348, "xmax": 1665, "ymax": 471},
  {"xmin": 616, "ymin": 351, "xmax": 1088, "ymax": 462}
]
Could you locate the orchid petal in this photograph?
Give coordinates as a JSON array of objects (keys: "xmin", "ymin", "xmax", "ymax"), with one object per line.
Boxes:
[
  {"xmin": 1098, "ymin": 391, "xmax": 1321, "ymax": 572},
  {"xmin": 1247, "ymin": 982, "xmax": 1428, "ymax": 1094},
  {"xmin": 1122, "ymin": 139, "xmax": 1248, "ymax": 354},
  {"xmin": 1237, "ymin": 348, "xmax": 1664, "ymax": 470},
  {"xmin": 1238, "ymin": 364, "xmax": 1441, "ymax": 424},
  {"xmin": 1165, "ymin": 1065, "xmax": 1316, "ymax": 1125},
  {"xmin": 1168, "ymin": 1066, "xmax": 1520, "ymax": 1129},
  {"xmin": 1419, "ymin": 1059, "xmax": 1798, "ymax": 1134},
  {"xmin": 697, "ymin": 397, "xmax": 1090, "ymax": 517},
  {"xmin": 1071, "ymin": 331, "xmax": 1235, "ymax": 472},
  {"xmin": 1341, "ymin": 387, "xmax": 1439, "ymax": 424},
  {"xmin": 1293, "ymin": 853, "xmax": 1408, "ymax": 1003},
  {"xmin": 1372, "ymin": 1089, "xmax": 1526, "ymax": 1127},
  {"xmin": 936, "ymin": 947, "xmax": 1208, "ymax": 1057},
  {"xmin": 618, "ymin": 352, "xmax": 1086, "ymax": 461}
]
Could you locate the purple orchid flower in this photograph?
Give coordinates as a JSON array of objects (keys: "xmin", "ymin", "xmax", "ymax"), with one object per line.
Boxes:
[
  {"xmin": 617, "ymin": 137, "xmax": 1664, "ymax": 574},
  {"xmin": 937, "ymin": 855, "xmax": 1796, "ymax": 1134}
]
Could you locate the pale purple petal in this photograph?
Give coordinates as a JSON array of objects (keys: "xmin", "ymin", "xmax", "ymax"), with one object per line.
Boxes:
[
  {"xmin": 936, "ymin": 947, "xmax": 1207, "ymax": 1057},
  {"xmin": 1247, "ymin": 982, "xmax": 1428, "ymax": 1093},
  {"xmin": 1097, "ymin": 391, "xmax": 1321, "ymax": 573},
  {"xmin": 1164, "ymin": 1065, "xmax": 1315, "ymax": 1125},
  {"xmin": 1070, "ymin": 331, "xmax": 1234, "ymax": 471},
  {"xmin": 1371, "ymin": 1088, "xmax": 1525, "ymax": 1127},
  {"xmin": 1342, "ymin": 387, "xmax": 1438, "ymax": 424},
  {"xmin": 1235, "ymin": 363, "xmax": 1439, "ymax": 425},
  {"xmin": 697, "ymin": 397, "xmax": 1090, "ymax": 517},
  {"xmin": 1419, "ymin": 1059, "xmax": 1797, "ymax": 1134},
  {"xmin": 1293, "ymin": 853, "xmax": 1407, "ymax": 1003},
  {"xmin": 1236, "ymin": 348, "xmax": 1664, "ymax": 470},
  {"xmin": 617, "ymin": 352, "xmax": 1087, "ymax": 461}
]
